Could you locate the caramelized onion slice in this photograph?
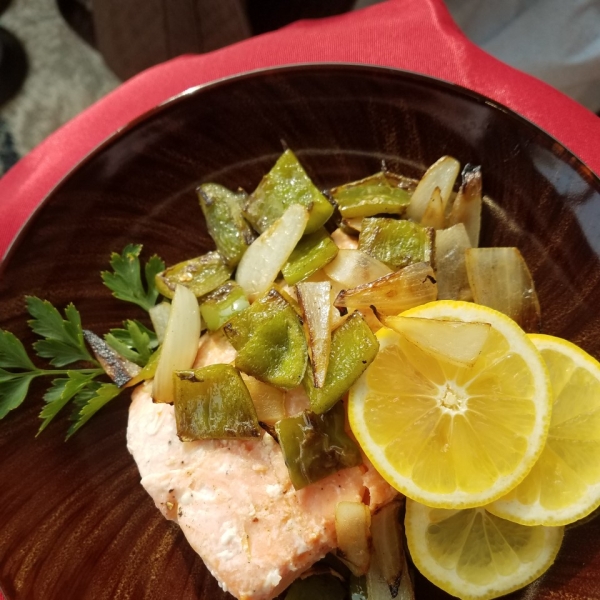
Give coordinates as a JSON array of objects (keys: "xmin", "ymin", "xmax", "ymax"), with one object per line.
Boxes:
[
  {"xmin": 296, "ymin": 281, "xmax": 332, "ymax": 388},
  {"xmin": 380, "ymin": 316, "xmax": 491, "ymax": 367},
  {"xmin": 447, "ymin": 164, "xmax": 482, "ymax": 247},
  {"xmin": 435, "ymin": 223, "xmax": 473, "ymax": 301},
  {"xmin": 371, "ymin": 499, "xmax": 414, "ymax": 599},
  {"xmin": 465, "ymin": 247, "xmax": 541, "ymax": 332},
  {"xmin": 323, "ymin": 249, "xmax": 392, "ymax": 289},
  {"xmin": 420, "ymin": 187, "xmax": 445, "ymax": 230},
  {"xmin": 153, "ymin": 284, "xmax": 201, "ymax": 403},
  {"xmin": 406, "ymin": 156, "xmax": 460, "ymax": 222},
  {"xmin": 236, "ymin": 204, "xmax": 309, "ymax": 301},
  {"xmin": 334, "ymin": 262, "xmax": 437, "ymax": 316},
  {"xmin": 335, "ymin": 501, "xmax": 372, "ymax": 577}
]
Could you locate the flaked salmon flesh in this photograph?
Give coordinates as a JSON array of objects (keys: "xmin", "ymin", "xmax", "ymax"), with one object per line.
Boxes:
[{"xmin": 127, "ymin": 333, "xmax": 397, "ymax": 600}]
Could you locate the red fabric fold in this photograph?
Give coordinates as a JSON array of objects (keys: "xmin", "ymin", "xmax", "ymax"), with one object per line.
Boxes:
[{"xmin": 0, "ymin": 0, "xmax": 599, "ymax": 591}]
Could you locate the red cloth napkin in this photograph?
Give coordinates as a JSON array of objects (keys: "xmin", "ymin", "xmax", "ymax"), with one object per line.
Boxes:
[{"xmin": 0, "ymin": 0, "xmax": 599, "ymax": 596}]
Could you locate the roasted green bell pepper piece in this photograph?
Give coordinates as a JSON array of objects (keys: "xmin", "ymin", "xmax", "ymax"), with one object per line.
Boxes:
[
  {"xmin": 223, "ymin": 288, "xmax": 289, "ymax": 351},
  {"xmin": 243, "ymin": 149, "xmax": 334, "ymax": 234},
  {"xmin": 173, "ymin": 364, "xmax": 260, "ymax": 441},
  {"xmin": 304, "ymin": 312, "xmax": 379, "ymax": 414},
  {"xmin": 155, "ymin": 251, "xmax": 233, "ymax": 299},
  {"xmin": 331, "ymin": 172, "xmax": 411, "ymax": 218},
  {"xmin": 198, "ymin": 183, "xmax": 256, "ymax": 266},
  {"xmin": 224, "ymin": 288, "xmax": 308, "ymax": 389},
  {"xmin": 200, "ymin": 281, "xmax": 249, "ymax": 331},
  {"xmin": 285, "ymin": 574, "xmax": 347, "ymax": 600},
  {"xmin": 276, "ymin": 402, "xmax": 362, "ymax": 490},
  {"xmin": 282, "ymin": 228, "xmax": 339, "ymax": 285},
  {"xmin": 359, "ymin": 217, "xmax": 434, "ymax": 270}
]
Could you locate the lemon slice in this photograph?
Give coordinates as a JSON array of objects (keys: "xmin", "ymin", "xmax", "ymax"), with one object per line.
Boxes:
[
  {"xmin": 490, "ymin": 334, "xmax": 600, "ymax": 526},
  {"xmin": 348, "ymin": 300, "xmax": 552, "ymax": 508},
  {"xmin": 405, "ymin": 499, "xmax": 564, "ymax": 600}
]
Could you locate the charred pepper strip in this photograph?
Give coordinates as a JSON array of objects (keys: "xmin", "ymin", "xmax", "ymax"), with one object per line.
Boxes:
[
  {"xmin": 173, "ymin": 364, "xmax": 260, "ymax": 441},
  {"xmin": 285, "ymin": 574, "xmax": 347, "ymax": 600},
  {"xmin": 330, "ymin": 172, "xmax": 411, "ymax": 218},
  {"xmin": 198, "ymin": 183, "xmax": 256, "ymax": 267},
  {"xmin": 304, "ymin": 312, "xmax": 379, "ymax": 414},
  {"xmin": 235, "ymin": 302, "xmax": 308, "ymax": 389},
  {"xmin": 275, "ymin": 402, "xmax": 362, "ymax": 490},
  {"xmin": 155, "ymin": 251, "xmax": 232, "ymax": 299},
  {"xmin": 359, "ymin": 217, "xmax": 434, "ymax": 270},
  {"xmin": 282, "ymin": 228, "xmax": 339, "ymax": 285},
  {"xmin": 243, "ymin": 149, "xmax": 334, "ymax": 234},
  {"xmin": 200, "ymin": 281, "xmax": 249, "ymax": 331}
]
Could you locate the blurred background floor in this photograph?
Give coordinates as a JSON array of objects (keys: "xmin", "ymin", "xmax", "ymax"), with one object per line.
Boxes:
[{"xmin": 0, "ymin": 0, "xmax": 119, "ymax": 176}]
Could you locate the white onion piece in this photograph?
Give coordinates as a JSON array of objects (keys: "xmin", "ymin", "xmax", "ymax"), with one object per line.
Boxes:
[
  {"xmin": 382, "ymin": 316, "xmax": 491, "ymax": 367},
  {"xmin": 296, "ymin": 281, "xmax": 332, "ymax": 388},
  {"xmin": 406, "ymin": 156, "xmax": 460, "ymax": 222},
  {"xmin": 465, "ymin": 247, "xmax": 541, "ymax": 332},
  {"xmin": 420, "ymin": 186, "xmax": 445, "ymax": 230},
  {"xmin": 152, "ymin": 284, "xmax": 201, "ymax": 403},
  {"xmin": 447, "ymin": 165, "xmax": 482, "ymax": 247},
  {"xmin": 334, "ymin": 262, "xmax": 437, "ymax": 316},
  {"xmin": 335, "ymin": 501, "xmax": 371, "ymax": 577},
  {"xmin": 371, "ymin": 499, "xmax": 414, "ymax": 599},
  {"xmin": 242, "ymin": 375, "xmax": 286, "ymax": 425},
  {"xmin": 236, "ymin": 204, "xmax": 309, "ymax": 301},
  {"xmin": 148, "ymin": 301, "xmax": 171, "ymax": 344},
  {"xmin": 435, "ymin": 223, "xmax": 473, "ymax": 301},
  {"xmin": 331, "ymin": 227, "xmax": 359, "ymax": 249},
  {"xmin": 323, "ymin": 249, "xmax": 392, "ymax": 288}
]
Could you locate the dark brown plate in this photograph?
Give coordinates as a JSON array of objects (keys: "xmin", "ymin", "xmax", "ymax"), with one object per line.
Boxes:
[{"xmin": 1, "ymin": 64, "xmax": 600, "ymax": 600}]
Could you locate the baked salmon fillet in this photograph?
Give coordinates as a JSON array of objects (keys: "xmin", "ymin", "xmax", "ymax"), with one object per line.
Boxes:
[{"xmin": 127, "ymin": 335, "xmax": 397, "ymax": 600}]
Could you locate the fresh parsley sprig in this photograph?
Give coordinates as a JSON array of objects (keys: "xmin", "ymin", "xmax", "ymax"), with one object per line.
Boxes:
[
  {"xmin": 101, "ymin": 243, "xmax": 165, "ymax": 311},
  {"xmin": 0, "ymin": 244, "xmax": 166, "ymax": 438}
]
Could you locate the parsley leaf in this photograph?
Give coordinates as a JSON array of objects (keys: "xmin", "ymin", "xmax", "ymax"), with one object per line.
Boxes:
[
  {"xmin": 0, "ymin": 370, "xmax": 36, "ymax": 419},
  {"xmin": 104, "ymin": 320, "xmax": 158, "ymax": 366},
  {"xmin": 26, "ymin": 297, "xmax": 97, "ymax": 367},
  {"xmin": 67, "ymin": 382, "xmax": 121, "ymax": 439},
  {"xmin": 101, "ymin": 244, "xmax": 165, "ymax": 311},
  {"xmin": 38, "ymin": 371, "xmax": 99, "ymax": 434},
  {"xmin": 0, "ymin": 330, "xmax": 36, "ymax": 370}
]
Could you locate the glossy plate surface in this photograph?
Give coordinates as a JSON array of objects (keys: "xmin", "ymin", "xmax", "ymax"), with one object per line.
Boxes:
[{"xmin": 1, "ymin": 64, "xmax": 600, "ymax": 600}]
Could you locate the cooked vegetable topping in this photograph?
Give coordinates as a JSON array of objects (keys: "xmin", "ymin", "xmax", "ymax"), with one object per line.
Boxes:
[
  {"xmin": 335, "ymin": 501, "xmax": 372, "ymax": 576},
  {"xmin": 173, "ymin": 364, "xmax": 260, "ymax": 440},
  {"xmin": 198, "ymin": 183, "xmax": 256, "ymax": 266},
  {"xmin": 303, "ymin": 312, "xmax": 379, "ymax": 414},
  {"xmin": 243, "ymin": 149, "xmax": 334, "ymax": 234},
  {"xmin": 155, "ymin": 251, "xmax": 233, "ymax": 299},
  {"xmin": 236, "ymin": 204, "xmax": 309, "ymax": 301},
  {"xmin": 199, "ymin": 281, "xmax": 249, "ymax": 332},
  {"xmin": 359, "ymin": 218, "xmax": 434, "ymax": 270},
  {"xmin": 334, "ymin": 262, "xmax": 437, "ymax": 316},
  {"xmin": 275, "ymin": 402, "xmax": 362, "ymax": 490},
  {"xmin": 447, "ymin": 164, "xmax": 482, "ymax": 247},
  {"xmin": 235, "ymin": 303, "xmax": 308, "ymax": 389},
  {"xmin": 330, "ymin": 171, "xmax": 411, "ymax": 218},
  {"xmin": 282, "ymin": 228, "xmax": 339, "ymax": 285}
]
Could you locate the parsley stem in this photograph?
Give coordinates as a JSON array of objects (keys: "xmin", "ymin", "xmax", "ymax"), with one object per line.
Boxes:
[{"xmin": 35, "ymin": 368, "xmax": 105, "ymax": 377}]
